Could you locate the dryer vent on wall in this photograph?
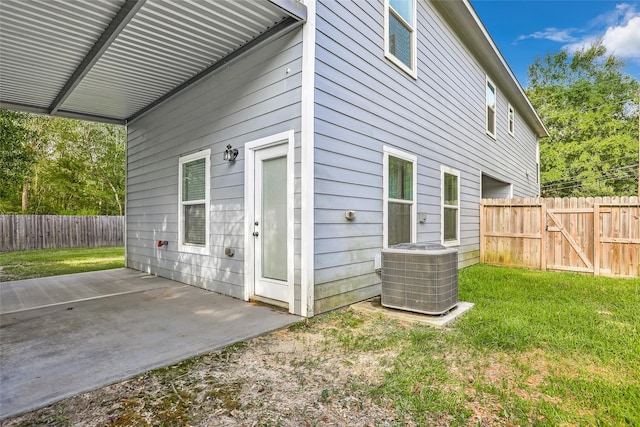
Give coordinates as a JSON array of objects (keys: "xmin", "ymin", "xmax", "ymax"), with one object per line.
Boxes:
[{"xmin": 381, "ymin": 243, "xmax": 458, "ymax": 315}]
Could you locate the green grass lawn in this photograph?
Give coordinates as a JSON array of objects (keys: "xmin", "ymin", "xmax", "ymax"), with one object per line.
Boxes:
[
  {"xmin": 364, "ymin": 265, "xmax": 640, "ymax": 426},
  {"xmin": 319, "ymin": 265, "xmax": 640, "ymax": 426},
  {"xmin": 0, "ymin": 246, "xmax": 125, "ymax": 282},
  {"xmin": 452, "ymin": 266, "xmax": 640, "ymax": 425}
]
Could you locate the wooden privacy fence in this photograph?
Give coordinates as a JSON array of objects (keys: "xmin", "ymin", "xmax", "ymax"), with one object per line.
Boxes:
[
  {"xmin": 0, "ymin": 215, "xmax": 124, "ymax": 252},
  {"xmin": 481, "ymin": 197, "xmax": 640, "ymax": 278}
]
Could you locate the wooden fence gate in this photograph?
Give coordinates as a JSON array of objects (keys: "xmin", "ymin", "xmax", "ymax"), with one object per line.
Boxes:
[{"xmin": 481, "ymin": 197, "xmax": 640, "ymax": 278}]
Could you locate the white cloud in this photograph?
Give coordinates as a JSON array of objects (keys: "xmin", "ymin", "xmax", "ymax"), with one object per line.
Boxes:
[
  {"xmin": 588, "ymin": 3, "xmax": 635, "ymax": 28},
  {"xmin": 563, "ymin": 3, "xmax": 640, "ymax": 60},
  {"xmin": 518, "ymin": 3, "xmax": 640, "ymax": 60},
  {"xmin": 516, "ymin": 28, "xmax": 576, "ymax": 43},
  {"xmin": 563, "ymin": 36, "xmax": 599, "ymax": 54},
  {"xmin": 601, "ymin": 15, "xmax": 640, "ymax": 58}
]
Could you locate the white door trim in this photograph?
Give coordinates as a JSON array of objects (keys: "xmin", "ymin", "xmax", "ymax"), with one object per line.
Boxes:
[{"xmin": 244, "ymin": 130, "xmax": 295, "ymax": 313}]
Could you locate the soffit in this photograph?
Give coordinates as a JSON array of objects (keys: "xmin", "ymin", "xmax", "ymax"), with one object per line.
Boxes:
[{"xmin": 0, "ymin": 0, "xmax": 305, "ymax": 124}]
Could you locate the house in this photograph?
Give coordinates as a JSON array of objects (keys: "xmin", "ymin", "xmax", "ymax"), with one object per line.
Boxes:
[{"xmin": 0, "ymin": 0, "xmax": 547, "ymax": 318}]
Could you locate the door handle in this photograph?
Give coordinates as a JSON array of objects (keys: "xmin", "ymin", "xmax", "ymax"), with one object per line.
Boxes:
[{"xmin": 253, "ymin": 231, "xmax": 259, "ymax": 237}]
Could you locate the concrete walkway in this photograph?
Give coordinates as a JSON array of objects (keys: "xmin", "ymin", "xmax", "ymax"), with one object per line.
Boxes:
[{"xmin": 0, "ymin": 269, "xmax": 301, "ymax": 419}]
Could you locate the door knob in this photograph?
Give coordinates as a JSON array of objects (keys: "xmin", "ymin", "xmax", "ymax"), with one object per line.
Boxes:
[{"xmin": 253, "ymin": 231, "xmax": 259, "ymax": 237}]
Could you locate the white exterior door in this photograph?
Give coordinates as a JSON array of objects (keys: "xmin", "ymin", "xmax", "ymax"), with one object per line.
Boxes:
[{"xmin": 252, "ymin": 143, "xmax": 289, "ymax": 302}]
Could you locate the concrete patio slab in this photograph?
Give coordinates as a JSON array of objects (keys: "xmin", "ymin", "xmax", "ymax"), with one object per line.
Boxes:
[
  {"xmin": 0, "ymin": 269, "xmax": 301, "ymax": 419},
  {"xmin": 351, "ymin": 296, "xmax": 474, "ymax": 327},
  {"xmin": 0, "ymin": 268, "xmax": 174, "ymax": 314}
]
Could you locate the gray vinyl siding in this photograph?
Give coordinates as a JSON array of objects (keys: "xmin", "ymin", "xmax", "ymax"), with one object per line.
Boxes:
[
  {"xmin": 126, "ymin": 30, "xmax": 303, "ymax": 311},
  {"xmin": 313, "ymin": 0, "xmax": 540, "ymax": 312}
]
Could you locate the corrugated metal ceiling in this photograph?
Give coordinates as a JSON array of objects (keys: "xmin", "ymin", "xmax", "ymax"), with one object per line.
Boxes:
[{"xmin": 0, "ymin": 0, "xmax": 306, "ymax": 124}]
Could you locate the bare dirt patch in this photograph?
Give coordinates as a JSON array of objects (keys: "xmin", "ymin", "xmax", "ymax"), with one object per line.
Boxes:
[
  {"xmin": 2, "ymin": 307, "xmax": 612, "ymax": 427},
  {"xmin": 1, "ymin": 313, "xmax": 405, "ymax": 427}
]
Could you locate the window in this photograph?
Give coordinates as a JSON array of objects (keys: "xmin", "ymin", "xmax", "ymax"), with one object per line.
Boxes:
[
  {"xmin": 441, "ymin": 166, "xmax": 460, "ymax": 246},
  {"xmin": 178, "ymin": 149, "xmax": 210, "ymax": 254},
  {"xmin": 486, "ymin": 77, "xmax": 496, "ymax": 138},
  {"xmin": 536, "ymin": 142, "xmax": 540, "ymax": 186},
  {"xmin": 384, "ymin": 0, "xmax": 417, "ymax": 77},
  {"xmin": 507, "ymin": 104, "xmax": 515, "ymax": 136},
  {"xmin": 383, "ymin": 146, "xmax": 417, "ymax": 248}
]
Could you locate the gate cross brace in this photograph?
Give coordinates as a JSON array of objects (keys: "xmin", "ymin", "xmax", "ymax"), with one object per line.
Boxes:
[{"xmin": 546, "ymin": 211, "xmax": 594, "ymax": 270}]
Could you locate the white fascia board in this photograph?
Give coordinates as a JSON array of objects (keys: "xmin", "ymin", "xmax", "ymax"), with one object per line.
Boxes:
[{"xmin": 268, "ymin": 0, "xmax": 307, "ymax": 21}]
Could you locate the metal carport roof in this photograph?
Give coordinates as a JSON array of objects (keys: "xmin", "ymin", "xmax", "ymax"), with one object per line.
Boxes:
[{"xmin": 0, "ymin": 0, "xmax": 306, "ymax": 124}]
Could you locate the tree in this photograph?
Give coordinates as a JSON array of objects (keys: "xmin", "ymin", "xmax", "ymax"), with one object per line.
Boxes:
[
  {"xmin": 28, "ymin": 116, "xmax": 126, "ymax": 215},
  {"xmin": 0, "ymin": 111, "xmax": 126, "ymax": 215},
  {"xmin": 0, "ymin": 110, "xmax": 36, "ymax": 212},
  {"xmin": 526, "ymin": 42, "xmax": 639, "ymax": 197}
]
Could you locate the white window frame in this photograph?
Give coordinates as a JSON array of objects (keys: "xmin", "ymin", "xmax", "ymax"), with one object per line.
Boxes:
[
  {"xmin": 507, "ymin": 103, "xmax": 515, "ymax": 137},
  {"xmin": 536, "ymin": 142, "xmax": 541, "ymax": 188},
  {"xmin": 178, "ymin": 149, "xmax": 211, "ymax": 255},
  {"xmin": 383, "ymin": 0, "xmax": 418, "ymax": 79},
  {"xmin": 383, "ymin": 146, "xmax": 417, "ymax": 248},
  {"xmin": 441, "ymin": 165, "xmax": 460, "ymax": 247},
  {"xmin": 486, "ymin": 77, "xmax": 497, "ymax": 139}
]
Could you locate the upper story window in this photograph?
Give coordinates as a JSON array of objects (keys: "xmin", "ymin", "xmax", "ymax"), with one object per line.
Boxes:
[
  {"xmin": 508, "ymin": 103, "xmax": 515, "ymax": 136},
  {"xmin": 384, "ymin": 0, "xmax": 417, "ymax": 78},
  {"xmin": 383, "ymin": 146, "xmax": 417, "ymax": 248},
  {"xmin": 178, "ymin": 149, "xmax": 210, "ymax": 255},
  {"xmin": 486, "ymin": 77, "xmax": 497, "ymax": 139}
]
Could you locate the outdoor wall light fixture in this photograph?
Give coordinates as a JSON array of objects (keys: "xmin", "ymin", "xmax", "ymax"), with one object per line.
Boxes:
[{"xmin": 223, "ymin": 144, "xmax": 238, "ymax": 162}]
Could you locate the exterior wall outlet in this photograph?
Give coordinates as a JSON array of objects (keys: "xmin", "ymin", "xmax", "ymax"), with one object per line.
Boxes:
[
  {"xmin": 224, "ymin": 247, "xmax": 235, "ymax": 257},
  {"xmin": 418, "ymin": 212, "xmax": 428, "ymax": 223},
  {"xmin": 345, "ymin": 210, "xmax": 356, "ymax": 221},
  {"xmin": 374, "ymin": 253, "xmax": 382, "ymax": 275}
]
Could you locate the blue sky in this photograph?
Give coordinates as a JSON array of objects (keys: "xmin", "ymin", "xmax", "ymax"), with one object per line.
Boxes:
[{"xmin": 470, "ymin": 0, "xmax": 640, "ymax": 88}]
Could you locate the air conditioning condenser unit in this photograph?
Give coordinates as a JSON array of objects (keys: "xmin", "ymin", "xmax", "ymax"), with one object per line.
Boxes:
[{"xmin": 381, "ymin": 243, "xmax": 458, "ymax": 315}]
